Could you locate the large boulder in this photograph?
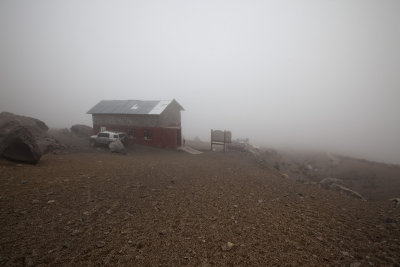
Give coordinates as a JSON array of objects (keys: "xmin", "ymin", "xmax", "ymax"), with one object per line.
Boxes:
[
  {"xmin": 0, "ymin": 112, "xmax": 58, "ymax": 163},
  {"xmin": 70, "ymin": 124, "xmax": 93, "ymax": 138},
  {"xmin": 0, "ymin": 125, "xmax": 42, "ymax": 164}
]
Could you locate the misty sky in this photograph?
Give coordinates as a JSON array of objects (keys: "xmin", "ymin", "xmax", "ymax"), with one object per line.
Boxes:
[{"xmin": 0, "ymin": 1, "xmax": 399, "ymax": 164}]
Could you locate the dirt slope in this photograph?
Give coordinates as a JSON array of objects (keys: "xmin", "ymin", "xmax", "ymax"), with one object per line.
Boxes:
[{"xmin": 0, "ymin": 150, "xmax": 399, "ymax": 266}]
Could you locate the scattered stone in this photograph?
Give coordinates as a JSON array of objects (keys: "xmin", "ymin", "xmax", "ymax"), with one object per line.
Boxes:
[
  {"xmin": 221, "ymin": 242, "xmax": 234, "ymax": 251},
  {"xmin": 31, "ymin": 249, "xmax": 38, "ymax": 257},
  {"xmin": 281, "ymin": 173, "xmax": 289, "ymax": 179},
  {"xmin": 47, "ymin": 200, "xmax": 55, "ymax": 203},
  {"xmin": 319, "ymin": 178, "xmax": 343, "ymax": 188},
  {"xmin": 0, "ymin": 256, "xmax": 9, "ymax": 263},
  {"xmin": 341, "ymin": 251, "xmax": 350, "ymax": 257},
  {"xmin": 233, "ymin": 205, "xmax": 238, "ymax": 208},
  {"xmin": 128, "ymin": 240, "xmax": 133, "ymax": 244},
  {"xmin": 31, "ymin": 199, "xmax": 39, "ymax": 204},
  {"xmin": 83, "ymin": 211, "xmax": 90, "ymax": 216},
  {"xmin": 96, "ymin": 241, "xmax": 106, "ymax": 248},
  {"xmin": 25, "ymin": 256, "xmax": 34, "ymax": 266},
  {"xmin": 71, "ymin": 230, "xmax": 80, "ymax": 236},
  {"xmin": 390, "ymin": 198, "xmax": 400, "ymax": 208},
  {"xmin": 350, "ymin": 262, "xmax": 361, "ymax": 267},
  {"xmin": 385, "ymin": 217, "xmax": 395, "ymax": 223},
  {"xmin": 46, "ymin": 191, "xmax": 54, "ymax": 195},
  {"xmin": 62, "ymin": 242, "xmax": 70, "ymax": 249},
  {"xmin": 20, "ymin": 180, "xmax": 28, "ymax": 184}
]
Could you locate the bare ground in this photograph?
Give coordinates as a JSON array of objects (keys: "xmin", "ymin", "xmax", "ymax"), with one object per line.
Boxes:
[{"xmin": 0, "ymin": 148, "xmax": 399, "ymax": 266}]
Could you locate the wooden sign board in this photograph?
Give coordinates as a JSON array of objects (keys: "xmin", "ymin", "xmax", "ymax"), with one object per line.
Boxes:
[{"xmin": 211, "ymin": 129, "xmax": 232, "ymax": 152}]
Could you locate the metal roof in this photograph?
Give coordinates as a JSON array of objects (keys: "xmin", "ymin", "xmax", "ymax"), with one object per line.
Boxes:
[{"xmin": 87, "ymin": 99, "xmax": 183, "ymax": 115}]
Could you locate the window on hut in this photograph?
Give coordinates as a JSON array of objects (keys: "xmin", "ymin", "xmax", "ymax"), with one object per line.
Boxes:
[
  {"xmin": 98, "ymin": 133, "xmax": 109, "ymax": 138},
  {"xmin": 144, "ymin": 129, "xmax": 153, "ymax": 140},
  {"xmin": 128, "ymin": 128, "xmax": 136, "ymax": 139}
]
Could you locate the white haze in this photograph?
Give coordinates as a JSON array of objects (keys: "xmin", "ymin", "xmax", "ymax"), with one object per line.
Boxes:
[{"xmin": 0, "ymin": 1, "xmax": 399, "ymax": 164}]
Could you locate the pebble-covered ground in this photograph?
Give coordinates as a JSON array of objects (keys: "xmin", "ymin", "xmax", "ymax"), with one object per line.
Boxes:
[{"xmin": 0, "ymin": 149, "xmax": 399, "ymax": 266}]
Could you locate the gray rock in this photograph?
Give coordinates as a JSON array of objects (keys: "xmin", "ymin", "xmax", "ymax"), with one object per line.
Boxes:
[
  {"xmin": 0, "ymin": 126, "xmax": 42, "ymax": 164},
  {"xmin": 329, "ymin": 183, "xmax": 366, "ymax": 201},
  {"xmin": 71, "ymin": 229, "xmax": 80, "ymax": 236},
  {"xmin": 109, "ymin": 140, "xmax": 126, "ymax": 154},
  {"xmin": 390, "ymin": 198, "xmax": 400, "ymax": 208},
  {"xmin": 319, "ymin": 177, "xmax": 343, "ymax": 188},
  {"xmin": 221, "ymin": 242, "xmax": 234, "ymax": 251},
  {"xmin": 0, "ymin": 112, "xmax": 59, "ymax": 163},
  {"xmin": 70, "ymin": 124, "xmax": 93, "ymax": 138},
  {"xmin": 96, "ymin": 241, "xmax": 106, "ymax": 248}
]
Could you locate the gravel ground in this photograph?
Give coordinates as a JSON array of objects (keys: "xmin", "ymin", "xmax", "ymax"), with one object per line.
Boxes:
[{"xmin": 0, "ymin": 149, "xmax": 399, "ymax": 266}]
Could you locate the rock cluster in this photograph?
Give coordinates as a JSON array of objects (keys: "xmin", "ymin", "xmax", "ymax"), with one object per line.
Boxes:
[{"xmin": 0, "ymin": 112, "xmax": 58, "ymax": 163}]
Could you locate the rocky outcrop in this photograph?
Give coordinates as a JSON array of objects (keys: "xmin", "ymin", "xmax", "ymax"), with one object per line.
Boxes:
[
  {"xmin": 319, "ymin": 177, "xmax": 366, "ymax": 200},
  {"xmin": 70, "ymin": 124, "xmax": 93, "ymax": 138},
  {"xmin": 329, "ymin": 183, "xmax": 366, "ymax": 201},
  {"xmin": 319, "ymin": 177, "xmax": 344, "ymax": 189},
  {"xmin": 0, "ymin": 112, "xmax": 58, "ymax": 163},
  {"xmin": 0, "ymin": 125, "xmax": 42, "ymax": 164}
]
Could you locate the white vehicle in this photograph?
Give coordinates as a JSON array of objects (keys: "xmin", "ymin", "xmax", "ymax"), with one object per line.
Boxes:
[{"xmin": 90, "ymin": 131, "xmax": 128, "ymax": 147}]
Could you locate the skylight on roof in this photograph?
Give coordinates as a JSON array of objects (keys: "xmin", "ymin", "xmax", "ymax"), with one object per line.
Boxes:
[{"xmin": 130, "ymin": 104, "xmax": 139, "ymax": 110}]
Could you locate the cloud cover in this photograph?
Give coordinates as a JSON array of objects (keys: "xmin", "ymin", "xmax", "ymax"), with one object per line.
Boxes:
[{"xmin": 0, "ymin": 0, "xmax": 399, "ymax": 164}]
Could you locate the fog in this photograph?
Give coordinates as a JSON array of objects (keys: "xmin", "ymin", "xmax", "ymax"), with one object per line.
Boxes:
[{"xmin": 0, "ymin": 1, "xmax": 399, "ymax": 164}]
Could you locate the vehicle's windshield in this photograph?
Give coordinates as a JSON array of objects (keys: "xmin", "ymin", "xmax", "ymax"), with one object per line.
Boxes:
[{"xmin": 98, "ymin": 133, "xmax": 109, "ymax": 138}]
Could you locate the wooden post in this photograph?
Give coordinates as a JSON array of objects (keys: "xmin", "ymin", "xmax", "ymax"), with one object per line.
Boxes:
[
  {"xmin": 223, "ymin": 130, "xmax": 226, "ymax": 152},
  {"xmin": 211, "ymin": 129, "xmax": 213, "ymax": 151}
]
